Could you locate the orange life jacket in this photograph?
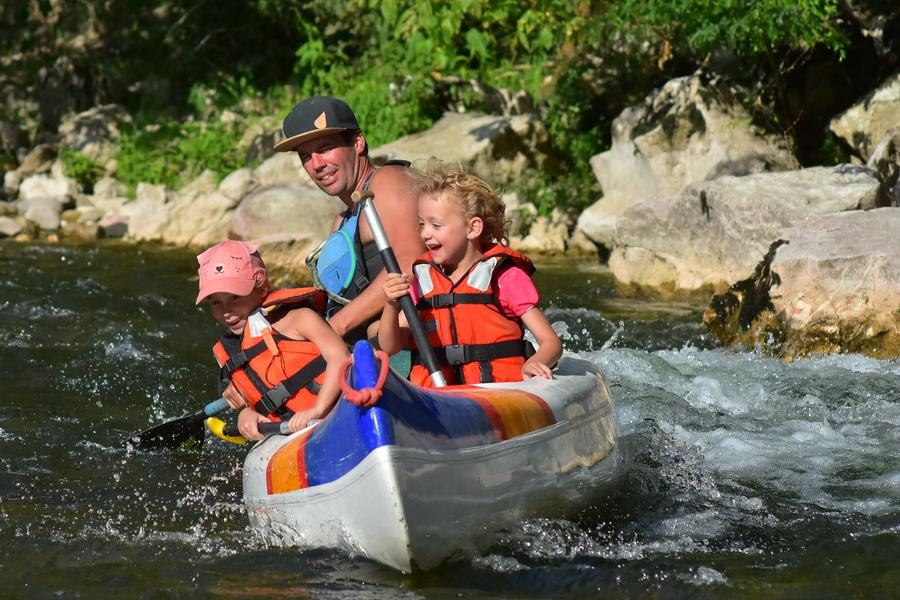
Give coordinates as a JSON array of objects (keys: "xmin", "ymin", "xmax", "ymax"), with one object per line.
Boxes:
[
  {"xmin": 409, "ymin": 245, "xmax": 536, "ymax": 387},
  {"xmin": 212, "ymin": 288, "xmax": 328, "ymax": 421}
]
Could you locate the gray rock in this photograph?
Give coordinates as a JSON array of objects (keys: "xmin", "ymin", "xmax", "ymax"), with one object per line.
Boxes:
[
  {"xmin": 218, "ymin": 168, "xmax": 257, "ymax": 201},
  {"xmin": 580, "ymin": 72, "xmax": 796, "ymax": 247},
  {"xmin": 607, "ymin": 165, "xmax": 884, "ymax": 298},
  {"xmin": 372, "ymin": 111, "xmax": 554, "ymax": 183},
  {"xmin": 830, "ymin": 72, "xmax": 900, "ymax": 161},
  {"xmin": 230, "ymin": 184, "xmax": 343, "ymax": 244},
  {"xmin": 18, "ymin": 173, "xmax": 77, "ymax": 201},
  {"xmin": 867, "ymin": 127, "xmax": 900, "ymax": 205},
  {"xmin": 704, "ymin": 207, "xmax": 900, "ymax": 359},
  {"xmin": 57, "ymin": 104, "xmax": 132, "ymax": 163},
  {"xmin": 22, "ymin": 196, "xmax": 63, "ymax": 230},
  {"xmin": 0, "ymin": 216, "xmax": 23, "ymax": 237}
]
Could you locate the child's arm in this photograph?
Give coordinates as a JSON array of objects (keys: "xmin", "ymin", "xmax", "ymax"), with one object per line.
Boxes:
[
  {"xmin": 285, "ymin": 309, "xmax": 350, "ymax": 431},
  {"xmin": 520, "ymin": 307, "xmax": 563, "ymax": 379},
  {"xmin": 377, "ymin": 272, "xmax": 411, "ymax": 355}
]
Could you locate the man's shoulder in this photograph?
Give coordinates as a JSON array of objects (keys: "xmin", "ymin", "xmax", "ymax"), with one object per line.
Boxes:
[{"xmin": 370, "ymin": 165, "xmax": 416, "ymax": 201}]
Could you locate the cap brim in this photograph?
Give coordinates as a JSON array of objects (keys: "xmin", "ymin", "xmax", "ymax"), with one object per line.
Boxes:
[
  {"xmin": 195, "ymin": 278, "xmax": 257, "ymax": 304},
  {"xmin": 273, "ymin": 127, "xmax": 353, "ymax": 152}
]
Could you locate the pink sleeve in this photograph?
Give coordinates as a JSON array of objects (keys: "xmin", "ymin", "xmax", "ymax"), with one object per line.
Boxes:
[{"xmin": 495, "ymin": 266, "xmax": 539, "ymax": 318}]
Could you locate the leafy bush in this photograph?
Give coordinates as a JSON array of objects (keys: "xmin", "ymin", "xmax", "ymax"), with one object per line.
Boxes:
[
  {"xmin": 116, "ymin": 119, "xmax": 245, "ymax": 194},
  {"xmin": 60, "ymin": 149, "xmax": 103, "ymax": 193}
]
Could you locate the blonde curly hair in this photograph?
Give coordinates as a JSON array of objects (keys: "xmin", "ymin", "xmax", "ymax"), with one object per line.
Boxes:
[{"xmin": 410, "ymin": 159, "xmax": 509, "ymax": 246}]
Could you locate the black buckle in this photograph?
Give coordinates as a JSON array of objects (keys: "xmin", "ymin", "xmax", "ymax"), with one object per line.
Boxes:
[
  {"xmin": 444, "ymin": 344, "xmax": 466, "ymax": 365},
  {"xmin": 258, "ymin": 383, "xmax": 290, "ymax": 415}
]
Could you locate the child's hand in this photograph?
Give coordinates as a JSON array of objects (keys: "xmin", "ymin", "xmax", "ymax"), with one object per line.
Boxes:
[
  {"xmin": 222, "ymin": 382, "xmax": 247, "ymax": 410},
  {"xmin": 236, "ymin": 407, "xmax": 268, "ymax": 441},
  {"xmin": 287, "ymin": 408, "xmax": 322, "ymax": 433},
  {"xmin": 382, "ymin": 272, "xmax": 411, "ymax": 305},
  {"xmin": 522, "ymin": 359, "xmax": 554, "ymax": 380}
]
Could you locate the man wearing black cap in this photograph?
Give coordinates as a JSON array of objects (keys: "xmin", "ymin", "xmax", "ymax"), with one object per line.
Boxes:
[{"xmin": 275, "ymin": 96, "xmax": 423, "ymax": 342}]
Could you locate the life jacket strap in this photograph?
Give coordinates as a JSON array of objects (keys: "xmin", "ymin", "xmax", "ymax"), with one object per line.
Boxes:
[
  {"xmin": 413, "ymin": 339, "xmax": 535, "ymax": 368},
  {"xmin": 417, "ymin": 293, "xmax": 495, "ymax": 309},
  {"xmin": 255, "ymin": 355, "xmax": 328, "ymax": 418},
  {"xmin": 223, "ymin": 341, "xmax": 267, "ymax": 373}
]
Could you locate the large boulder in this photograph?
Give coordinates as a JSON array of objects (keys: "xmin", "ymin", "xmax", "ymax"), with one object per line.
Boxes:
[
  {"xmin": 830, "ymin": 72, "xmax": 900, "ymax": 161},
  {"xmin": 607, "ymin": 165, "xmax": 884, "ymax": 299},
  {"xmin": 371, "ymin": 111, "xmax": 554, "ymax": 183},
  {"xmin": 579, "ymin": 72, "xmax": 796, "ymax": 247},
  {"xmin": 230, "ymin": 184, "xmax": 342, "ymax": 243},
  {"xmin": 57, "ymin": 104, "xmax": 132, "ymax": 164},
  {"xmin": 704, "ymin": 207, "xmax": 900, "ymax": 359}
]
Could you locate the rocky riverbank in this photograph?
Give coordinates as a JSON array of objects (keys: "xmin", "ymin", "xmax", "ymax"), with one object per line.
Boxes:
[{"xmin": 2, "ymin": 67, "xmax": 898, "ymax": 359}]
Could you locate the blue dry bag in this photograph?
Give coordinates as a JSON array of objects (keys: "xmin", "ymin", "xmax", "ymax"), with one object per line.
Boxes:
[{"xmin": 315, "ymin": 213, "xmax": 360, "ymax": 297}]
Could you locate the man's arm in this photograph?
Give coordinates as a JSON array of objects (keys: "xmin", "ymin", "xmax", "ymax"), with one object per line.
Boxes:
[{"xmin": 327, "ymin": 166, "xmax": 423, "ymax": 338}]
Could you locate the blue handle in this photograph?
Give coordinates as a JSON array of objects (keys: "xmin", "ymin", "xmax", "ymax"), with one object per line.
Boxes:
[{"xmin": 203, "ymin": 397, "xmax": 229, "ymax": 417}]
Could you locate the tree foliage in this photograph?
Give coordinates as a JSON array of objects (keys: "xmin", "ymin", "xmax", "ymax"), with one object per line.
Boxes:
[{"xmin": 1, "ymin": 0, "xmax": 850, "ymax": 208}]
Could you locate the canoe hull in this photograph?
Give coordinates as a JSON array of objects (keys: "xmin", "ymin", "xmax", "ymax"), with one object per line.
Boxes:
[{"xmin": 243, "ymin": 352, "xmax": 621, "ymax": 572}]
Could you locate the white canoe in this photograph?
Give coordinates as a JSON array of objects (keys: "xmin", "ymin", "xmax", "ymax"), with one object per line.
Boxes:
[{"xmin": 242, "ymin": 341, "xmax": 622, "ymax": 572}]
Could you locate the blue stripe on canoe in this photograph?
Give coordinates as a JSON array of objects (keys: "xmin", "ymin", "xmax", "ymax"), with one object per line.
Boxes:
[{"xmin": 303, "ymin": 372, "xmax": 499, "ymax": 487}]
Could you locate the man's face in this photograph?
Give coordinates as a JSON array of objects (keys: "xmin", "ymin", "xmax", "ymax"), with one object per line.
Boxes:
[{"xmin": 295, "ymin": 132, "xmax": 362, "ymax": 198}]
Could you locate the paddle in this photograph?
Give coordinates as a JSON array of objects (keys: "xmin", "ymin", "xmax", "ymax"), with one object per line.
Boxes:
[
  {"xmin": 351, "ymin": 189, "xmax": 447, "ymax": 387},
  {"xmin": 207, "ymin": 417, "xmax": 291, "ymax": 445},
  {"xmin": 122, "ymin": 397, "xmax": 229, "ymax": 451}
]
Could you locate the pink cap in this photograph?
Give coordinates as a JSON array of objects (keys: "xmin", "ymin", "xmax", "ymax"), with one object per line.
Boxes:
[{"xmin": 195, "ymin": 240, "xmax": 267, "ymax": 304}]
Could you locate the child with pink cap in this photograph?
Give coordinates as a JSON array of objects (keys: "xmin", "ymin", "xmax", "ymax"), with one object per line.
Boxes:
[{"xmin": 196, "ymin": 240, "xmax": 348, "ymax": 441}]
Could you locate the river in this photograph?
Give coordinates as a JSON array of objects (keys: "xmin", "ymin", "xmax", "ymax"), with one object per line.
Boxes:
[{"xmin": 1, "ymin": 241, "xmax": 897, "ymax": 598}]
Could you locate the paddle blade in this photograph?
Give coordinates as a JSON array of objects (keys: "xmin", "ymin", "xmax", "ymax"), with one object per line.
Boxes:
[{"xmin": 122, "ymin": 412, "xmax": 206, "ymax": 451}]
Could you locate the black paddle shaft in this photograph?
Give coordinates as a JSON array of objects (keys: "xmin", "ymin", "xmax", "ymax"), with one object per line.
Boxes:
[{"xmin": 351, "ymin": 190, "xmax": 447, "ymax": 386}]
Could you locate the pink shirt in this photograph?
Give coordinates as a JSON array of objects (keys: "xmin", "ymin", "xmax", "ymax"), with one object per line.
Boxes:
[{"xmin": 411, "ymin": 265, "xmax": 538, "ymax": 318}]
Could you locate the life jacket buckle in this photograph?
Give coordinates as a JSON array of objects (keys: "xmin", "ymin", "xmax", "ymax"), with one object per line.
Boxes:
[
  {"xmin": 444, "ymin": 344, "xmax": 467, "ymax": 365},
  {"xmin": 257, "ymin": 383, "xmax": 291, "ymax": 415}
]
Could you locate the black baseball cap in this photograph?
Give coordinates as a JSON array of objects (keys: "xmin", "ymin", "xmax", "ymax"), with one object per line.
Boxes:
[{"xmin": 273, "ymin": 96, "xmax": 361, "ymax": 152}]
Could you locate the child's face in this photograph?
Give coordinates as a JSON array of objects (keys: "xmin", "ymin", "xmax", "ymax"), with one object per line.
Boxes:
[
  {"xmin": 206, "ymin": 288, "xmax": 265, "ymax": 335},
  {"xmin": 418, "ymin": 192, "xmax": 478, "ymax": 267}
]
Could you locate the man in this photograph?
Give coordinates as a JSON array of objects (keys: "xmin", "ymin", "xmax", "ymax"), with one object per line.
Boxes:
[{"xmin": 274, "ymin": 96, "xmax": 423, "ymax": 342}]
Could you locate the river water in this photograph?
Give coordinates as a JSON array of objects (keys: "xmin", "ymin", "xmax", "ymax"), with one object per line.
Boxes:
[{"xmin": 1, "ymin": 241, "xmax": 898, "ymax": 598}]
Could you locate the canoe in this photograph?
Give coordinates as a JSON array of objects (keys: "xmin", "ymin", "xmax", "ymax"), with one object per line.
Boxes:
[{"xmin": 242, "ymin": 341, "xmax": 622, "ymax": 572}]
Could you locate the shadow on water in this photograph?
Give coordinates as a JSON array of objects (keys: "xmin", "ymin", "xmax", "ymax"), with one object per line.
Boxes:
[{"xmin": 1, "ymin": 242, "xmax": 898, "ymax": 598}]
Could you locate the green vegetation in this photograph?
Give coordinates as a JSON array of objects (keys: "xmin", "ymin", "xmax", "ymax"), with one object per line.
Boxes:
[
  {"xmin": 3, "ymin": 0, "xmax": 849, "ymax": 208},
  {"xmin": 59, "ymin": 149, "xmax": 103, "ymax": 194}
]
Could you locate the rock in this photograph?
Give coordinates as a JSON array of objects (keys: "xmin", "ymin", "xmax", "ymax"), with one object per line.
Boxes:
[
  {"xmin": 516, "ymin": 209, "xmax": 569, "ymax": 254},
  {"xmin": 98, "ymin": 214, "xmax": 129, "ymax": 238},
  {"xmin": 705, "ymin": 208, "xmax": 900, "ymax": 359},
  {"xmin": 218, "ymin": 168, "xmax": 257, "ymax": 201},
  {"xmin": 3, "ymin": 170, "xmax": 20, "ymax": 198},
  {"xmin": 18, "ymin": 172, "xmax": 77, "ymax": 201},
  {"xmin": 160, "ymin": 190, "xmax": 238, "ymax": 247},
  {"xmin": 92, "ymin": 176, "xmax": 128, "ymax": 199},
  {"xmin": 229, "ymin": 184, "xmax": 343, "ymax": 246},
  {"xmin": 61, "ymin": 220, "xmax": 100, "ymax": 243},
  {"xmin": 14, "ymin": 144, "xmax": 57, "ymax": 178},
  {"xmin": 22, "ymin": 196, "xmax": 63, "ymax": 230},
  {"xmin": 830, "ymin": 72, "xmax": 900, "ymax": 161},
  {"xmin": 579, "ymin": 71, "xmax": 796, "ymax": 247},
  {"xmin": 57, "ymin": 104, "xmax": 132, "ymax": 163},
  {"xmin": 607, "ymin": 165, "xmax": 884, "ymax": 299},
  {"xmin": 125, "ymin": 183, "xmax": 170, "ymax": 242},
  {"xmin": 0, "ymin": 216, "xmax": 23, "ymax": 238},
  {"xmin": 254, "ymin": 152, "xmax": 311, "ymax": 188},
  {"xmin": 501, "ymin": 191, "xmax": 537, "ymax": 238},
  {"xmin": 372, "ymin": 111, "xmax": 555, "ymax": 184},
  {"xmin": 867, "ymin": 127, "xmax": 900, "ymax": 205}
]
